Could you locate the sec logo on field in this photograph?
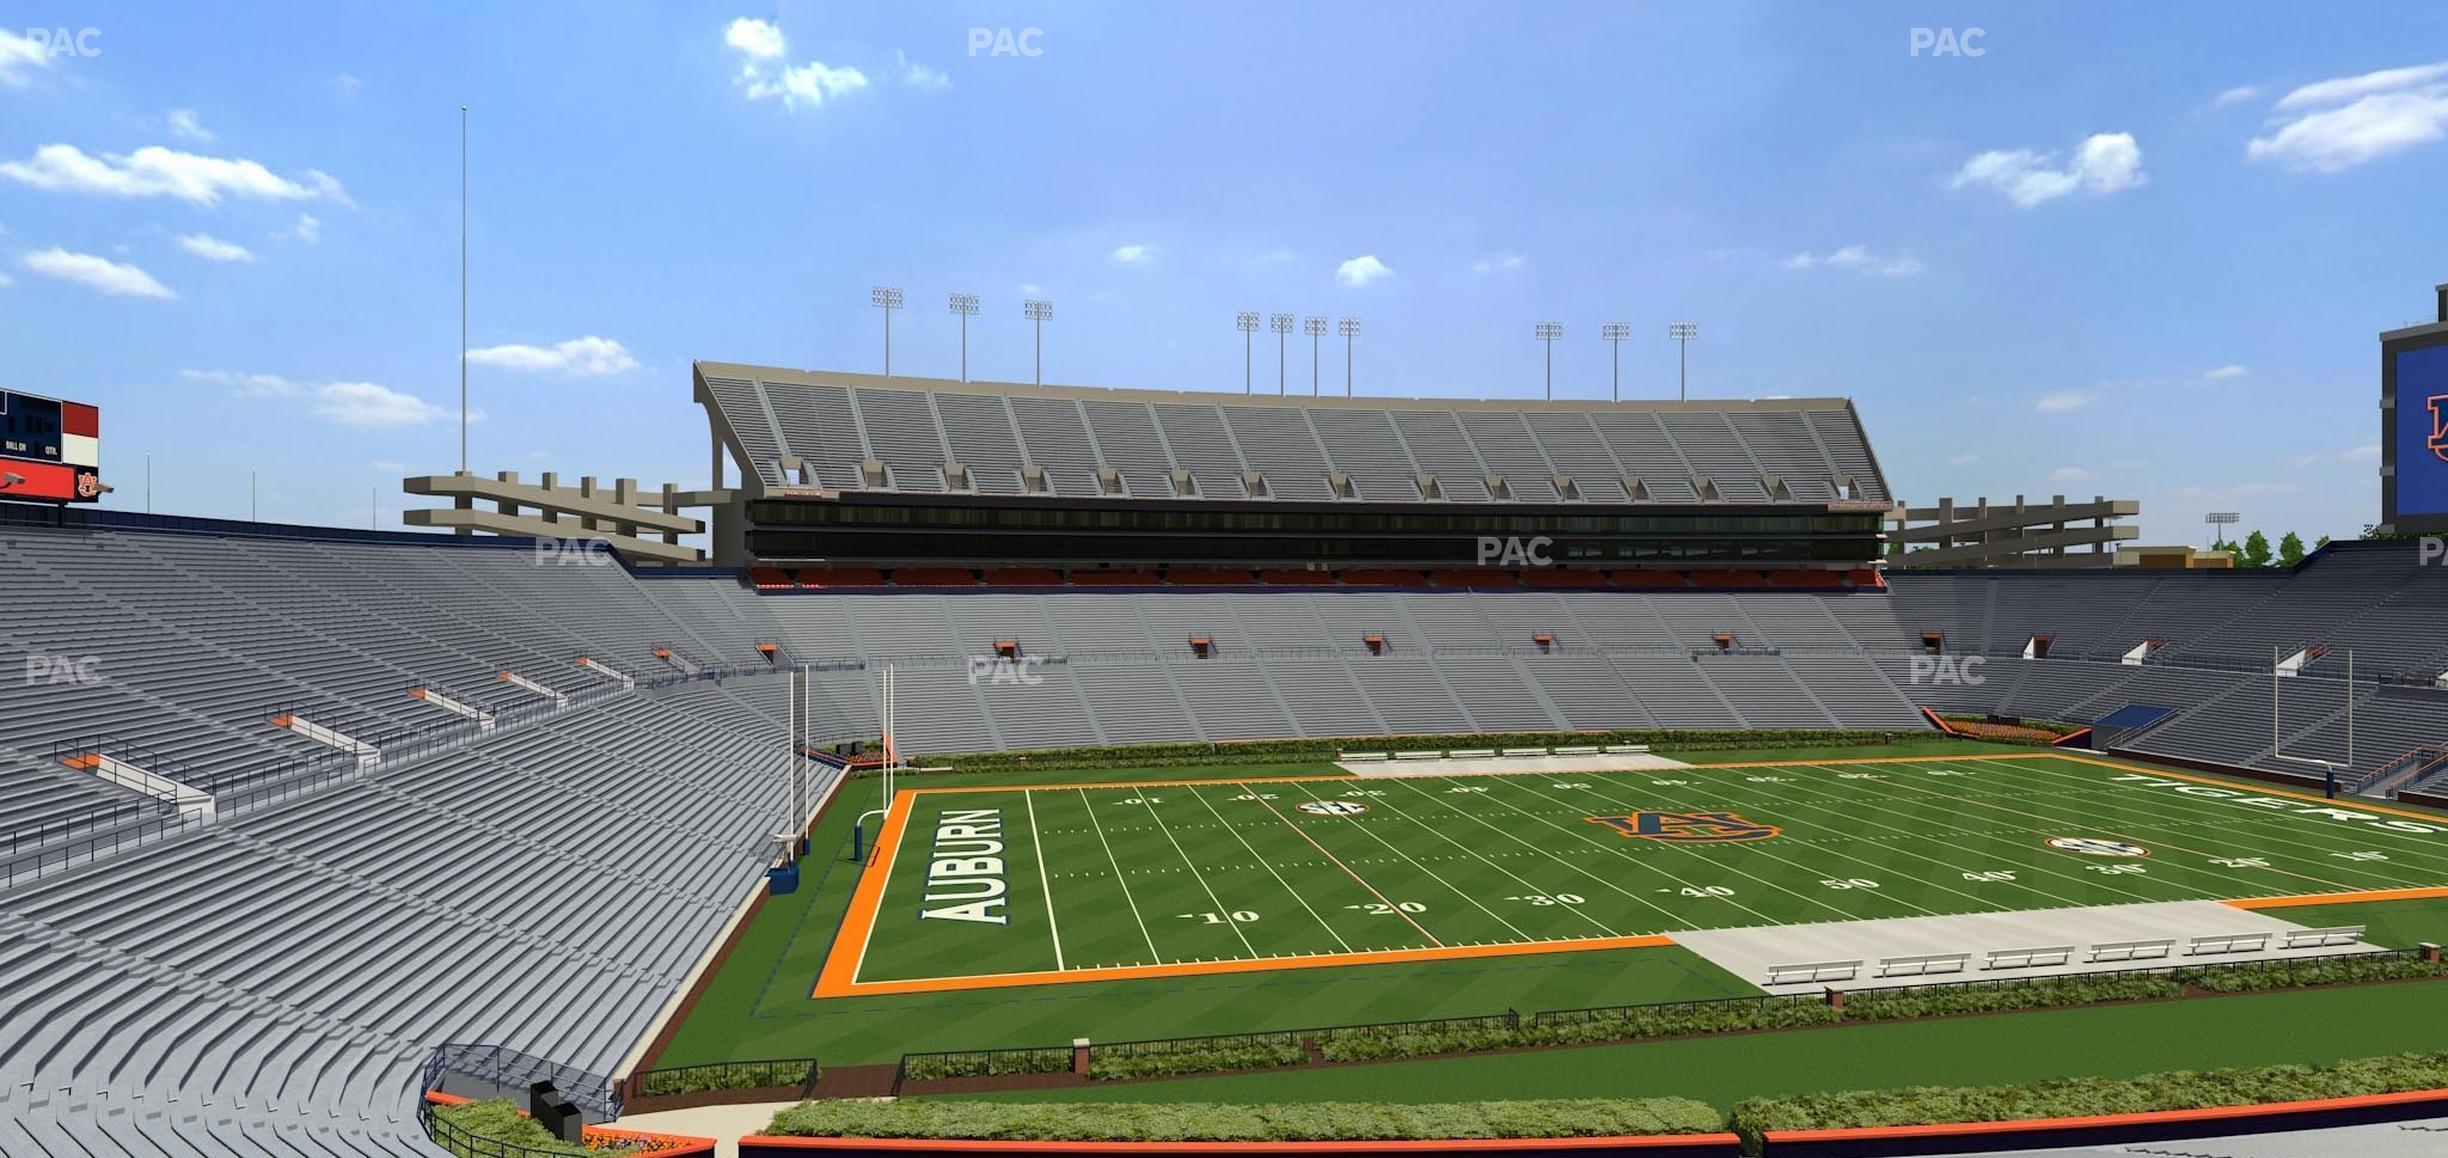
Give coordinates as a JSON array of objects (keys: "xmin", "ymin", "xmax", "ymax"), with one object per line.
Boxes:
[
  {"xmin": 1297, "ymin": 800, "xmax": 1369, "ymax": 816},
  {"xmin": 2046, "ymin": 836, "xmax": 2151, "ymax": 858}
]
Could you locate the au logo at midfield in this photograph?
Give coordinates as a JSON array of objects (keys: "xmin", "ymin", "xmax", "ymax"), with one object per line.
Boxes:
[{"xmin": 1588, "ymin": 810, "xmax": 1781, "ymax": 844}]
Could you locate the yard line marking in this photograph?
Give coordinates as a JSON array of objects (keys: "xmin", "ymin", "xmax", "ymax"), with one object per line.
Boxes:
[
  {"xmin": 1024, "ymin": 790, "xmax": 1064, "ymax": 972},
  {"xmin": 1495, "ymin": 777, "xmax": 1891, "ymax": 923},
  {"xmin": 1635, "ymin": 763, "xmax": 2127, "ymax": 910},
  {"xmin": 1361, "ymin": 779, "xmax": 1629, "ymax": 937},
  {"xmin": 1852, "ymin": 758, "xmax": 2382, "ymax": 896},
  {"xmin": 1241, "ymin": 782, "xmax": 1446, "ymax": 948},
  {"xmin": 1135, "ymin": 791, "xmax": 1259, "ymax": 959},
  {"xmin": 2012, "ymin": 756, "xmax": 2448, "ymax": 878},
  {"xmin": 1377, "ymin": 778, "xmax": 1696, "ymax": 928},
  {"xmin": 1186, "ymin": 785, "xmax": 1353, "ymax": 953},
  {"xmin": 1079, "ymin": 787, "xmax": 1163, "ymax": 964},
  {"xmin": 1279, "ymin": 781, "xmax": 1534, "ymax": 941}
]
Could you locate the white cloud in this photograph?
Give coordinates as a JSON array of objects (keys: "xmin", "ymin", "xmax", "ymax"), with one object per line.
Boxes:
[
  {"xmin": 336, "ymin": 73, "xmax": 362, "ymax": 94},
  {"xmin": 285, "ymin": 213, "xmax": 323, "ymax": 243},
  {"xmin": 897, "ymin": 50, "xmax": 951, "ymax": 91},
  {"xmin": 0, "ymin": 271, "xmax": 12, "ymax": 289},
  {"xmin": 1335, "ymin": 254, "xmax": 1394, "ymax": 287},
  {"xmin": 2049, "ymin": 466, "xmax": 2094, "ymax": 482},
  {"xmin": 2342, "ymin": 443, "xmax": 2382, "ymax": 461},
  {"xmin": 178, "ymin": 233, "xmax": 256, "ymax": 263},
  {"xmin": 1111, "ymin": 243, "xmax": 1150, "ymax": 264},
  {"xmin": 313, "ymin": 382, "xmax": 452, "ymax": 428},
  {"xmin": 1783, "ymin": 245, "xmax": 1926, "ymax": 277},
  {"xmin": 2204, "ymin": 364, "xmax": 2248, "ymax": 380},
  {"xmin": 371, "ymin": 459, "xmax": 406, "ymax": 473},
  {"xmin": 1472, "ymin": 253, "xmax": 1526, "ymax": 274},
  {"xmin": 726, "ymin": 18, "xmax": 868, "ymax": 110},
  {"xmin": 466, "ymin": 335, "xmax": 639, "ymax": 376},
  {"xmin": 1950, "ymin": 132, "xmax": 2146, "ymax": 207},
  {"xmin": 2248, "ymin": 61, "xmax": 2448, "ymax": 172},
  {"xmin": 2212, "ymin": 85, "xmax": 2264, "ymax": 109},
  {"xmin": 2034, "ymin": 389, "xmax": 2092, "ymax": 414},
  {"xmin": 166, "ymin": 108, "xmax": 214, "ymax": 143},
  {"xmin": 182, "ymin": 368, "xmax": 305, "ymax": 399},
  {"xmin": 1944, "ymin": 453, "xmax": 1982, "ymax": 467},
  {"xmin": 0, "ymin": 144, "xmax": 349, "ymax": 206},
  {"xmin": 0, "ymin": 30, "xmax": 48, "ymax": 88},
  {"xmin": 20, "ymin": 248, "xmax": 176, "ymax": 298}
]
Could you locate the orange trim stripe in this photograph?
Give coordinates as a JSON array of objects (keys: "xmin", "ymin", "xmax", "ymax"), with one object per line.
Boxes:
[
  {"xmin": 813, "ymin": 789, "xmax": 917, "ymax": 997},
  {"xmin": 739, "ymin": 1132, "xmax": 1742, "ymax": 1152},
  {"xmin": 2227, "ymin": 885, "xmax": 2448, "ymax": 910},
  {"xmin": 1764, "ymin": 1086, "xmax": 2448, "ymax": 1142}
]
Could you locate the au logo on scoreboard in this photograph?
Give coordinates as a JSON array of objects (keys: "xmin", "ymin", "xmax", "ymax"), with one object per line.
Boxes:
[{"xmin": 1588, "ymin": 810, "xmax": 1781, "ymax": 844}]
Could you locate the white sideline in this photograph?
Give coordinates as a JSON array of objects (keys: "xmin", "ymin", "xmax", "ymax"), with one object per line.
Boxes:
[{"xmin": 1339, "ymin": 752, "xmax": 1691, "ymax": 779}]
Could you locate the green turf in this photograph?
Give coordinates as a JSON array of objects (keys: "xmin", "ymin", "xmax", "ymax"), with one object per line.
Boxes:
[
  {"xmin": 957, "ymin": 980, "xmax": 2448, "ymax": 1110},
  {"xmin": 847, "ymin": 754, "xmax": 2448, "ymax": 988},
  {"xmin": 2253, "ymin": 896, "xmax": 2448, "ymax": 949}
]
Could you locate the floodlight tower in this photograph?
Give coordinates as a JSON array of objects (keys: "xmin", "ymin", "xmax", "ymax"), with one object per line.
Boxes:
[
  {"xmin": 871, "ymin": 286, "xmax": 904, "ymax": 376},
  {"xmin": 1236, "ymin": 311, "xmax": 1259, "ymax": 393},
  {"xmin": 1668, "ymin": 321, "xmax": 1698, "ymax": 401},
  {"xmin": 1535, "ymin": 322, "xmax": 1564, "ymax": 400},
  {"xmin": 1304, "ymin": 316, "xmax": 1327, "ymax": 395},
  {"xmin": 1024, "ymin": 298, "xmax": 1053, "ymax": 385},
  {"xmin": 2206, "ymin": 510, "xmax": 2241, "ymax": 549},
  {"xmin": 1269, "ymin": 312, "xmax": 1294, "ymax": 395},
  {"xmin": 1601, "ymin": 322, "xmax": 1630, "ymax": 402},
  {"xmin": 948, "ymin": 293, "xmax": 980, "ymax": 382},
  {"xmin": 1338, "ymin": 317, "xmax": 1359, "ymax": 396}
]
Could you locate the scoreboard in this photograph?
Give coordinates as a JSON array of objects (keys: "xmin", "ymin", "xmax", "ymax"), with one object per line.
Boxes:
[{"xmin": 0, "ymin": 390, "xmax": 102, "ymax": 504}]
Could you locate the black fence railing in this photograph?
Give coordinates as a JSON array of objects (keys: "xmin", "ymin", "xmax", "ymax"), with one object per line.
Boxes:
[
  {"xmin": 632, "ymin": 1056, "xmax": 819, "ymax": 1099},
  {"xmin": 422, "ymin": 1042, "xmax": 622, "ymax": 1120},
  {"xmin": 1529, "ymin": 992, "xmax": 1823, "ymax": 1028},
  {"xmin": 0, "ymin": 808, "xmax": 207, "ymax": 890}
]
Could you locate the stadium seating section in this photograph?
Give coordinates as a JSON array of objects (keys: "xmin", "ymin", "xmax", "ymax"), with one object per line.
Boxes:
[{"xmin": 3, "ymin": 518, "xmax": 2446, "ymax": 1153}]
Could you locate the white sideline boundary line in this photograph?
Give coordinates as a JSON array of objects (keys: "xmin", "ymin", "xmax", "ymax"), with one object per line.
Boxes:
[{"xmin": 1026, "ymin": 791, "xmax": 1064, "ymax": 972}]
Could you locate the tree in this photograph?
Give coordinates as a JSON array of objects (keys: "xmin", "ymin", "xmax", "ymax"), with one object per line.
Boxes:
[
  {"xmin": 2240, "ymin": 530, "xmax": 2274, "ymax": 569},
  {"xmin": 2278, "ymin": 531, "xmax": 2306, "ymax": 567}
]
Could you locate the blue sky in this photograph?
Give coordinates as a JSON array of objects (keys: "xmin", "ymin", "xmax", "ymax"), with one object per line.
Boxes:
[{"xmin": 4, "ymin": 3, "xmax": 2446, "ymax": 546}]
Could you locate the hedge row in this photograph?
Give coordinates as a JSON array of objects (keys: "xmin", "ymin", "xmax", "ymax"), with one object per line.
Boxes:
[
  {"xmin": 929, "ymin": 728, "xmax": 1902, "ymax": 773},
  {"xmin": 427, "ymin": 1099, "xmax": 611, "ymax": 1157},
  {"xmin": 765, "ymin": 1098, "xmax": 1725, "ymax": 1142},
  {"xmin": 636, "ymin": 1058, "xmax": 820, "ymax": 1096},
  {"xmin": 897, "ymin": 957, "xmax": 2444, "ymax": 1087},
  {"xmin": 1726, "ymin": 1051, "xmax": 2448, "ymax": 1150}
]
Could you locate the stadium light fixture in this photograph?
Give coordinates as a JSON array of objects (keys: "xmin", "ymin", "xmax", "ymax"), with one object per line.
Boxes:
[
  {"xmin": 459, "ymin": 104, "xmax": 470, "ymax": 477},
  {"xmin": 1338, "ymin": 317, "xmax": 1359, "ymax": 396},
  {"xmin": 871, "ymin": 287, "xmax": 905, "ymax": 377},
  {"xmin": 2205, "ymin": 511, "xmax": 2242, "ymax": 548},
  {"xmin": 1270, "ymin": 313, "xmax": 1294, "ymax": 395},
  {"xmin": 1669, "ymin": 321, "xmax": 1698, "ymax": 401},
  {"xmin": 948, "ymin": 293, "xmax": 980, "ymax": 382},
  {"xmin": 1304, "ymin": 316, "xmax": 1327, "ymax": 395},
  {"xmin": 1236, "ymin": 311, "xmax": 1260, "ymax": 393},
  {"xmin": 1024, "ymin": 298, "xmax": 1053, "ymax": 385},
  {"xmin": 1535, "ymin": 322, "xmax": 1564, "ymax": 400},
  {"xmin": 1601, "ymin": 322, "xmax": 1631, "ymax": 402}
]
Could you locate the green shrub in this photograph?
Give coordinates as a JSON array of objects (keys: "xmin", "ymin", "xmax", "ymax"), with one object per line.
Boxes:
[
  {"xmin": 1726, "ymin": 1051, "xmax": 2448, "ymax": 1152},
  {"xmin": 1090, "ymin": 1040, "xmax": 1311, "ymax": 1080},
  {"xmin": 900, "ymin": 1049, "xmax": 1072, "ymax": 1082},
  {"xmin": 766, "ymin": 1098, "xmax": 1724, "ymax": 1141},
  {"xmin": 428, "ymin": 1099, "xmax": 619, "ymax": 1157},
  {"xmin": 637, "ymin": 1058, "xmax": 819, "ymax": 1096},
  {"xmin": 1842, "ymin": 975, "xmax": 2182, "ymax": 1020},
  {"xmin": 1316, "ymin": 999, "xmax": 1840, "ymax": 1063},
  {"xmin": 929, "ymin": 729, "xmax": 1895, "ymax": 772},
  {"xmin": 2188, "ymin": 954, "xmax": 2448, "ymax": 993}
]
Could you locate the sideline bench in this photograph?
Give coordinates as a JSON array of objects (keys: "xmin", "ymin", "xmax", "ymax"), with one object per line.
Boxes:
[
  {"xmin": 2088, "ymin": 938, "xmax": 2174, "ymax": 963},
  {"xmin": 2280, "ymin": 925, "xmax": 2365, "ymax": 950},
  {"xmin": 1983, "ymin": 945, "xmax": 2076, "ymax": 970},
  {"xmin": 1766, "ymin": 959, "xmax": 1862, "ymax": 985},
  {"xmin": 2186, "ymin": 931, "xmax": 2272, "ymax": 957},
  {"xmin": 1877, "ymin": 952, "xmax": 1970, "ymax": 978}
]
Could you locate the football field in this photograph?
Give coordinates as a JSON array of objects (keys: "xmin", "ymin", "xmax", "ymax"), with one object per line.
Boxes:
[{"xmin": 814, "ymin": 753, "xmax": 2448, "ymax": 997}]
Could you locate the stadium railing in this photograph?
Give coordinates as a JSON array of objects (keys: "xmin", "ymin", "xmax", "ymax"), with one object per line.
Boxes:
[
  {"xmin": 629, "ymin": 1057, "xmax": 820, "ymax": 1100},
  {"xmin": 423, "ymin": 1042, "xmax": 624, "ymax": 1120}
]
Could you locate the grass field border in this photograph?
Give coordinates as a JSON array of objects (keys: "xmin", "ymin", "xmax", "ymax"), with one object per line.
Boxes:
[{"xmin": 811, "ymin": 751, "xmax": 2448, "ymax": 999}]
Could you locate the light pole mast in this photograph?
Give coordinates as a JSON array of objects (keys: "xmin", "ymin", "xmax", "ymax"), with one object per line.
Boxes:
[
  {"xmin": 1236, "ymin": 311, "xmax": 1258, "ymax": 393},
  {"xmin": 1303, "ymin": 316, "xmax": 1326, "ymax": 395},
  {"xmin": 871, "ymin": 286, "xmax": 904, "ymax": 376},
  {"xmin": 1338, "ymin": 317, "xmax": 1359, "ymax": 396},
  {"xmin": 948, "ymin": 293, "xmax": 980, "ymax": 382},
  {"xmin": 1269, "ymin": 313, "xmax": 1293, "ymax": 395},
  {"xmin": 1024, "ymin": 299, "xmax": 1053, "ymax": 385},
  {"xmin": 1535, "ymin": 322, "xmax": 1563, "ymax": 400},
  {"xmin": 1601, "ymin": 322, "xmax": 1629, "ymax": 402},
  {"xmin": 1669, "ymin": 321, "xmax": 1698, "ymax": 401}
]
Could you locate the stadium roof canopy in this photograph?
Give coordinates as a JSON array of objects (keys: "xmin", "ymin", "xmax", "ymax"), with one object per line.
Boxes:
[{"xmin": 694, "ymin": 363, "xmax": 1892, "ymax": 509}]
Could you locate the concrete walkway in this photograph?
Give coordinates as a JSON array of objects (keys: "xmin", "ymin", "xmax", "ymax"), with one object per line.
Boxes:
[{"xmin": 614, "ymin": 1100, "xmax": 801, "ymax": 1158}]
